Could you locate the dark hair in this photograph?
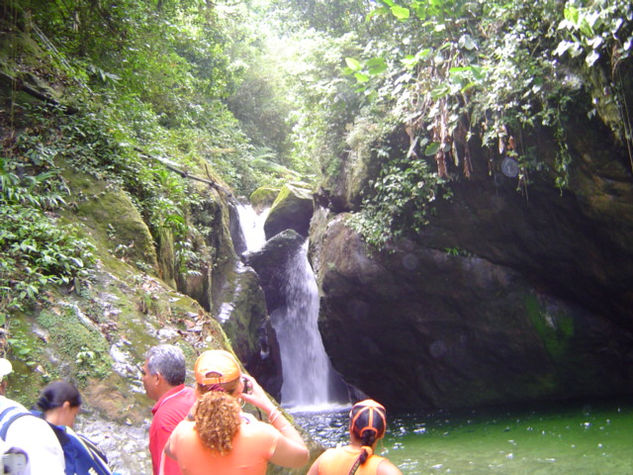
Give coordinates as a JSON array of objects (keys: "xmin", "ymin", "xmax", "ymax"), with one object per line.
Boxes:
[
  {"xmin": 36, "ymin": 381, "xmax": 81, "ymax": 412},
  {"xmin": 349, "ymin": 401, "xmax": 387, "ymax": 465},
  {"xmin": 146, "ymin": 344, "xmax": 186, "ymax": 386}
]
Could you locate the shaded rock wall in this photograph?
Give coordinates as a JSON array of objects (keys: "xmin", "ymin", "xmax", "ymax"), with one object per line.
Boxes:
[
  {"xmin": 311, "ymin": 104, "xmax": 633, "ymax": 411},
  {"xmin": 314, "ymin": 216, "xmax": 633, "ymax": 411}
]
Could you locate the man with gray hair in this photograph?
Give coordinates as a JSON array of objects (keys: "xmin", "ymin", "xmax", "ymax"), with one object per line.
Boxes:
[{"xmin": 141, "ymin": 345, "xmax": 195, "ymax": 475}]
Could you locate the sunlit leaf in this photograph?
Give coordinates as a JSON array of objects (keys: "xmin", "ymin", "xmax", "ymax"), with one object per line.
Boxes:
[
  {"xmin": 402, "ymin": 55, "xmax": 418, "ymax": 68},
  {"xmin": 585, "ymin": 50, "xmax": 600, "ymax": 67},
  {"xmin": 391, "ymin": 5, "xmax": 410, "ymax": 21},
  {"xmin": 345, "ymin": 57, "xmax": 362, "ymax": 71},
  {"xmin": 367, "ymin": 57, "xmax": 387, "ymax": 75},
  {"xmin": 564, "ymin": 6, "xmax": 579, "ymax": 25},
  {"xmin": 554, "ymin": 40, "xmax": 574, "ymax": 56},
  {"xmin": 354, "ymin": 72, "xmax": 370, "ymax": 83}
]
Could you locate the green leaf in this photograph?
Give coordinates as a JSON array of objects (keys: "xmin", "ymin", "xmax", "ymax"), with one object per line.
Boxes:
[
  {"xmin": 424, "ymin": 142, "xmax": 441, "ymax": 156},
  {"xmin": 354, "ymin": 72, "xmax": 370, "ymax": 83},
  {"xmin": 564, "ymin": 6, "xmax": 579, "ymax": 25},
  {"xmin": 366, "ymin": 6, "xmax": 389, "ymax": 22},
  {"xmin": 402, "ymin": 55, "xmax": 418, "ymax": 68},
  {"xmin": 345, "ymin": 57, "xmax": 362, "ymax": 71},
  {"xmin": 367, "ymin": 57, "xmax": 387, "ymax": 75},
  {"xmin": 391, "ymin": 5, "xmax": 410, "ymax": 21}
]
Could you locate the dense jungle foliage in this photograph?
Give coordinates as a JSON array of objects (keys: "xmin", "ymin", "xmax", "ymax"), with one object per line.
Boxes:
[{"xmin": 1, "ymin": 0, "xmax": 632, "ymax": 346}]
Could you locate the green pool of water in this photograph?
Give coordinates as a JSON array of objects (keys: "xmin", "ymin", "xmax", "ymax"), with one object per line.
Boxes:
[{"xmin": 294, "ymin": 400, "xmax": 633, "ymax": 474}]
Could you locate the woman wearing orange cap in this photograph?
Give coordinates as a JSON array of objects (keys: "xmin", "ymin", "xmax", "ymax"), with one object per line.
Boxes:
[
  {"xmin": 162, "ymin": 350, "xmax": 309, "ymax": 474},
  {"xmin": 307, "ymin": 399, "xmax": 402, "ymax": 475}
]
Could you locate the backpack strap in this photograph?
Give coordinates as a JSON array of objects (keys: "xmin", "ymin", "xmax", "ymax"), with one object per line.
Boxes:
[{"xmin": 0, "ymin": 406, "xmax": 32, "ymax": 440}]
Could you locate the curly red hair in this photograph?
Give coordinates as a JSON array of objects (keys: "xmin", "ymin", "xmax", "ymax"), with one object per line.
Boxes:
[{"xmin": 194, "ymin": 391, "xmax": 241, "ymax": 454}]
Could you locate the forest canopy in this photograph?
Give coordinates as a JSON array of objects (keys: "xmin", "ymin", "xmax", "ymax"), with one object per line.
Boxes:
[{"xmin": 1, "ymin": 0, "xmax": 632, "ymax": 320}]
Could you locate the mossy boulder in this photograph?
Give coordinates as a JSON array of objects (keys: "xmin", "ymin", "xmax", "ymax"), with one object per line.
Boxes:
[
  {"xmin": 264, "ymin": 183, "xmax": 314, "ymax": 239},
  {"xmin": 63, "ymin": 167, "xmax": 159, "ymax": 276},
  {"xmin": 249, "ymin": 186, "xmax": 279, "ymax": 213}
]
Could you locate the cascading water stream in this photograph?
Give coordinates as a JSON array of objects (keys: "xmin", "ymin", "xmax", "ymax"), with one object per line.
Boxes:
[
  {"xmin": 236, "ymin": 204, "xmax": 346, "ymax": 411},
  {"xmin": 235, "ymin": 204, "xmax": 268, "ymax": 252},
  {"xmin": 270, "ymin": 240, "xmax": 337, "ymax": 409}
]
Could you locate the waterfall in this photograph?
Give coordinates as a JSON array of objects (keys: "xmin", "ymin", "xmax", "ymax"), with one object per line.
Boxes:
[
  {"xmin": 235, "ymin": 204, "xmax": 268, "ymax": 252},
  {"xmin": 271, "ymin": 240, "xmax": 336, "ymax": 409},
  {"xmin": 236, "ymin": 204, "xmax": 346, "ymax": 410}
]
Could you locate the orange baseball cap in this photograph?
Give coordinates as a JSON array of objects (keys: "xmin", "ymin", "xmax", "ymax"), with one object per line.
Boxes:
[{"xmin": 194, "ymin": 350, "xmax": 241, "ymax": 385}]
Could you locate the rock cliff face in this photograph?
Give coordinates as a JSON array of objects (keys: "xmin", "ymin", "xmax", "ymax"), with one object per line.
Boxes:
[{"xmin": 310, "ymin": 108, "xmax": 633, "ymax": 411}]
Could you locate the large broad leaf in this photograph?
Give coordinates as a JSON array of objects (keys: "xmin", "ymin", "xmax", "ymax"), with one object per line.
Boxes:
[
  {"xmin": 367, "ymin": 57, "xmax": 387, "ymax": 75},
  {"xmin": 424, "ymin": 142, "xmax": 441, "ymax": 156},
  {"xmin": 345, "ymin": 57, "xmax": 362, "ymax": 71},
  {"xmin": 391, "ymin": 5, "xmax": 410, "ymax": 21}
]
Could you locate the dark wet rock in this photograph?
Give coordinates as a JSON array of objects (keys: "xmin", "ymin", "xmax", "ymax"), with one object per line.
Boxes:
[
  {"xmin": 244, "ymin": 229, "xmax": 306, "ymax": 313},
  {"xmin": 228, "ymin": 199, "xmax": 248, "ymax": 256},
  {"xmin": 217, "ymin": 262, "xmax": 283, "ymax": 400},
  {"xmin": 311, "ymin": 99, "xmax": 633, "ymax": 411},
  {"xmin": 313, "ymin": 215, "xmax": 633, "ymax": 411}
]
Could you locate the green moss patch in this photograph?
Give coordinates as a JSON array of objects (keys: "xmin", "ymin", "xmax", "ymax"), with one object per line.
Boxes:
[{"xmin": 525, "ymin": 294, "xmax": 575, "ymax": 360}]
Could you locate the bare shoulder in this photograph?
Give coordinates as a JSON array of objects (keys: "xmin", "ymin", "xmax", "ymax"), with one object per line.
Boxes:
[{"xmin": 377, "ymin": 458, "xmax": 403, "ymax": 475}]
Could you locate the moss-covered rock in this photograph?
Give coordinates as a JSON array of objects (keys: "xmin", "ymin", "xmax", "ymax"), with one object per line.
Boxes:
[
  {"xmin": 264, "ymin": 183, "xmax": 314, "ymax": 239},
  {"xmin": 250, "ymin": 186, "xmax": 279, "ymax": 213},
  {"xmin": 63, "ymin": 167, "xmax": 159, "ymax": 276}
]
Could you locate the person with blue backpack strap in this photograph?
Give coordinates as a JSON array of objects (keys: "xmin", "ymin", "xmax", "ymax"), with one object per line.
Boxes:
[
  {"xmin": 33, "ymin": 380, "xmax": 113, "ymax": 475},
  {"xmin": 0, "ymin": 357, "xmax": 66, "ymax": 475}
]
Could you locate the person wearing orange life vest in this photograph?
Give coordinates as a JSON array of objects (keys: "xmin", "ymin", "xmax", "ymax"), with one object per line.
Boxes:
[
  {"xmin": 307, "ymin": 399, "xmax": 402, "ymax": 475},
  {"xmin": 162, "ymin": 349, "xmax": 309, "ymax": 475}
]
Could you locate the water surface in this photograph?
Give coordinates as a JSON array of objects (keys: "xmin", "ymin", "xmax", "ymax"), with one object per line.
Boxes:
[{"xmin": 294, "ymin": 399, "xmax": 633, "ymax": 474}]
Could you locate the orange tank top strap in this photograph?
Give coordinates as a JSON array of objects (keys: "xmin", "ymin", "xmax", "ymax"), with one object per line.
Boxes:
[{"xmin": 318, "ymin": 446, "xmax": 385, "ymax": 475}]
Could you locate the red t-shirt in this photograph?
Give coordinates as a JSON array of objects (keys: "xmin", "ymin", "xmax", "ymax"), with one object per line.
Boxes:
[{"xmin": 149, "ymin": 385, "xmax": 196, "ymax": 475}]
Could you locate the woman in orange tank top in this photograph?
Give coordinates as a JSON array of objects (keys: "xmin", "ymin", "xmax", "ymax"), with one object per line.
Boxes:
[
  {"xmin": 162, "ymin": 350, "xmax": 309, "ymax": 474},
  {"xmin": 307, "ymin": 399, "xmax": 402, "ymax": 475}
]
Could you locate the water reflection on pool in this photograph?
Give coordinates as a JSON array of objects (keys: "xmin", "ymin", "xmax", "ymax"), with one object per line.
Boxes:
[{"xmin": 292, "ymin": 399, "xmax": 633, "ymax": 474}]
